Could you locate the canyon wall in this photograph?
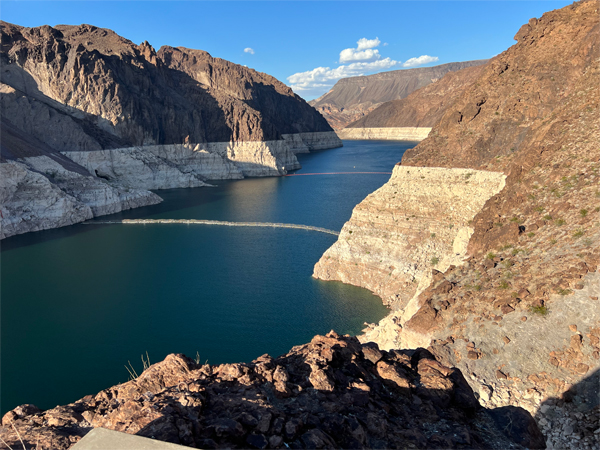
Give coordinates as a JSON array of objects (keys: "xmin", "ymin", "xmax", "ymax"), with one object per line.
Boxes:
[
  {"xmin": 336, "ymin": 127, "xmax": 431, "ymax": 141},
  {"xmin": 0, "ymin": 22, "xmax": 341, "ymax": 239},
  {"xmin": 314, "ymin": 2, "xmax": 600, "ymax": 446},
  {"xmin": 313, "ymin": 165, "xmax": 506, "ymax": 311}
]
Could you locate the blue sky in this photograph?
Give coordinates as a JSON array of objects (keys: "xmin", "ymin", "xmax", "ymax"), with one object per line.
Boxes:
[{"xmin": 1, "ymin": 1, "xmax": 573, "ymax": 100}]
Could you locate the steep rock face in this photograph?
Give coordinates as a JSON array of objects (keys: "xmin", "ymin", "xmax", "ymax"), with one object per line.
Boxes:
[
  {"xmin": 313, "ymin": 165, "xmax": 506, "ymax": 310},
  {"xmin": 0, "ymin": 332, "xmax": 544, "ymax": 450},
  {"xmin": 0, "ymin": 21, "xmax": 342, "ymax": 238},
  {"xmin": 346, "ymin": 64, "xmax": 486, "ymax": 130},
  {"xmin": 314, "ymin": 0, "xmax": 600, "ymax": 440},
  {"xmin": 0, "ymin": 22, "xmax": 334, "ymax": 145},
  {"xmin": 0, "ymin": 118, "xmax": 161, "ymax": 239},
  {"xmin": 401, "ymin": 1, "xmax": 598, "ymax": 170},
  {"xmin": 0, "ymin": 155, "xmax": 161, "ymax": 239},
  {"xmin": 0, "ymin": 160, "xmax": 92, "ymax": 238},
  {"xmin": 309, "ymin": 60, "xmax": 487, "ymax": 129}
]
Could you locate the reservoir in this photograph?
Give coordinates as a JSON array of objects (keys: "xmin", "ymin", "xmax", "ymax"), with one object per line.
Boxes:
[{"xmin": 1, "ymin": 140, "xmax": 413, "ymax": 414}]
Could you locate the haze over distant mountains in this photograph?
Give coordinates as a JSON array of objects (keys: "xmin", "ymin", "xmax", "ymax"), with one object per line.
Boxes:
[{"xmin": 309, "ymin": 60, "xmax": 487, "ymax": 129}]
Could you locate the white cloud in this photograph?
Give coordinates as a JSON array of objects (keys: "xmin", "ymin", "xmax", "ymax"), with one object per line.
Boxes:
[
  {"xmin": 287, "ymin": 58, "xmax": 399, "ymax": 97},
  {"xmin": 356, "ymin": 37, "xmax": 380, "ymax": 51},
  {"xmin": 339, "ymin": 48, "xmax": 381, "ymax": 63},
  {"xmin": 402, "ymin": 55, "xmax": 439, "ymax": 68},
  {"xmin": 244, "ymin": 47, "xmax": 255, "ymax": 55},
  {"xmin": 339, "ymin": 37, "xmax": 382, "ymax": 63}
]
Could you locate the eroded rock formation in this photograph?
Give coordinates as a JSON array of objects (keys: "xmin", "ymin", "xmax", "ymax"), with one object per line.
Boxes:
[
  {"xmin": 314, "ymin": 1, "xmax": 600, "ymax": 446},
  {"xmin": 313, "ymin": 165, "xmax": 506, "ymax": 319},
  {"xmin": 0, "ymin": 21, "xmax": 341, "ymax": 239},
  {"xmin": 0, "ymin": 332, "xmax": 544, "ymax": 449}
]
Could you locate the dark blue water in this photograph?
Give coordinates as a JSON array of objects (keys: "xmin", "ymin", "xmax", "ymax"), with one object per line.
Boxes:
[{"xmin": 0, "ymin": 140, "xmax": 413, "ymax": 414}]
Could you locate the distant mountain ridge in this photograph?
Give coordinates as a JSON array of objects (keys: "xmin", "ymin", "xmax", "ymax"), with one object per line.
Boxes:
[
  {"xmin": 346, "ymin": 63, "xmax": 486, "ymax": 129},
  {"xmin": 309, "ymin": 60, "xmax": 488, "ymax": 129}
]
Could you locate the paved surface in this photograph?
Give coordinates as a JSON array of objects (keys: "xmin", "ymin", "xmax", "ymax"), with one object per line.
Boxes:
[{"xmin": 71, "ymin": 428, "xmax": 189, "ymax": 449}]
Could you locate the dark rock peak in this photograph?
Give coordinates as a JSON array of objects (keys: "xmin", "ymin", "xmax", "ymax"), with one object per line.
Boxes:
[{"xmin": 0, "ymin": 20, "xmax": 332, "ymax": 150}]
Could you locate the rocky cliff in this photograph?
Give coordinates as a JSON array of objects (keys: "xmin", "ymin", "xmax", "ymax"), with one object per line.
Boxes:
[
  {"xmin": 309, "ymin": 60, "xmax": 487, "ymax": 130},
  {"xmin": 314, "ymin": 165, "xmax": 506, "ymax": 313},
  {"xmin": 0, "ymin": 332, "xmax": 545, "ymax": 449},
  {"xmin": 0, "ymin": 21, "xmax": 341, "ymax": 239},
  {"xmin": 313, "ymin": 1, "xmax": 599, "ymax": 447}
]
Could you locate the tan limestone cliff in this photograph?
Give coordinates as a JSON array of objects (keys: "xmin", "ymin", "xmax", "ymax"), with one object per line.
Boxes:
[{"xmin": 313, "ymin": 165, "xmax": 506, "ymax": 311}]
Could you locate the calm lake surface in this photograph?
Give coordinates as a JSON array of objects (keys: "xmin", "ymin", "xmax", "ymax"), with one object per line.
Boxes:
[{"xmin": 1, "ymin": 140, "xmax": 413, "ymax": 413}]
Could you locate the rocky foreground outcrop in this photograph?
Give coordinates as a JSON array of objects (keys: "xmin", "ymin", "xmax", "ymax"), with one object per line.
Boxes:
[
  {"xmin": 0, "ymin": 21, "xmax": 341, "ymax": 239},
  {"xmin": 309, "ymin": 61, "xmax": 487, "ymax": 130},
  {"xmin": 0, "ymin": 332, "xmax": 545, "ymax": 449},
  {"xmin": 314, "ymin": 1, "xmax": 599, "ymax": 448}
]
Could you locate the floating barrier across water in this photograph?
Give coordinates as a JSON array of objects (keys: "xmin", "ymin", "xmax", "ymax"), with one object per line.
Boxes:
[
  {"xmin": 286, "ymin": 171, "xmax": 392, "ymax": 176},
  {"xmin": 85, "ymin": 219, "xmax": 340, "ymax": 236}
]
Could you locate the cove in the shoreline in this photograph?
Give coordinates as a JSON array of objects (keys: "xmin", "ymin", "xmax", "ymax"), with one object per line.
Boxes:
[{"xmin": 0, "ymin": 140, "xmax": 416, "ymax": 414}]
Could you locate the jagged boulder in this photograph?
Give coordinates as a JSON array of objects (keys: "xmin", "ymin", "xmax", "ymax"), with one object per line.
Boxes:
[{"xmin": 0, "ymin": 332, "xmax": 543, "ymax": 449}]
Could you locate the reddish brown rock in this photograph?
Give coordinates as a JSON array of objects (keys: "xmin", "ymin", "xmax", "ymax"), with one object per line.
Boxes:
[{"xmin": 0, "ymin": 334, "xmax": 540, "ymax": 450}]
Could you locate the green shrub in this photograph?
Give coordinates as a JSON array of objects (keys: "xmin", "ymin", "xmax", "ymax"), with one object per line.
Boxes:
[
  {"xmin": 486, "ymin": 252, "xmax": 496, "ymax": 260},
  {"xmin": 580, "ymin": 209, "xmax": 588, "ymax": 217},
  {"xmin": 529, "ymin": 305, "xmax": 549, "ymax": 316},
  {"xmin": 431, "ymin": 257, "xmax": 440, "ymax": 266},
  {"xmin": 555, "ymin": 218, "xmax": 566, "ymax": 226}
]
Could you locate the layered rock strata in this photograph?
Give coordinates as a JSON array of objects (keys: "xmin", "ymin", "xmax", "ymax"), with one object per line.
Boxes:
[
  {"xmin": 309, "ymin": 60, "xmax": 488, "ymax": 130},
  {"xmin": 336, "ymin": 127, "xmax": 431, "ymax": 141},
  {"xmin": 313, "ymin": 165, "xmax": 506, "ymax": 312},
  {"xmin": 0, "ymin": 22, "xmax": 341, "ymax": 238},
  {"xmin": 315, "ymin": 1, "xmax": 600, "ymax": 444},
  {"xmin": 0, "ymin": 154, "xmax": 161, "ymax": 239},
  {"xmin": 0, "ymin": 332, "xmax": 545, "ymax": 450}
]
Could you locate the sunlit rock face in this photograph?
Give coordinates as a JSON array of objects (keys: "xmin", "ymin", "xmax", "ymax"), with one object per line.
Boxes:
[
  {"xmin": 0, "ymin": 22, "xmax": 342, "ymax": 238},
  {"xmin": 313, "ymin": 165, "xmax": 506, "ymax": 311}
]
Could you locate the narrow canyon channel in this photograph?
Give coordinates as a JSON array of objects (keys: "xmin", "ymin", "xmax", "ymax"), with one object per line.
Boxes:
[{"xmin": 1, "ymin": 140, "xmax": 416, "ymax": 414}]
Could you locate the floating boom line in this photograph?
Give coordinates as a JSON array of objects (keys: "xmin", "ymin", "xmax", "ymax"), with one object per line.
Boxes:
[{"xmin": 84, "ymin": 219, "xmax": 340, "ymax": 236}]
